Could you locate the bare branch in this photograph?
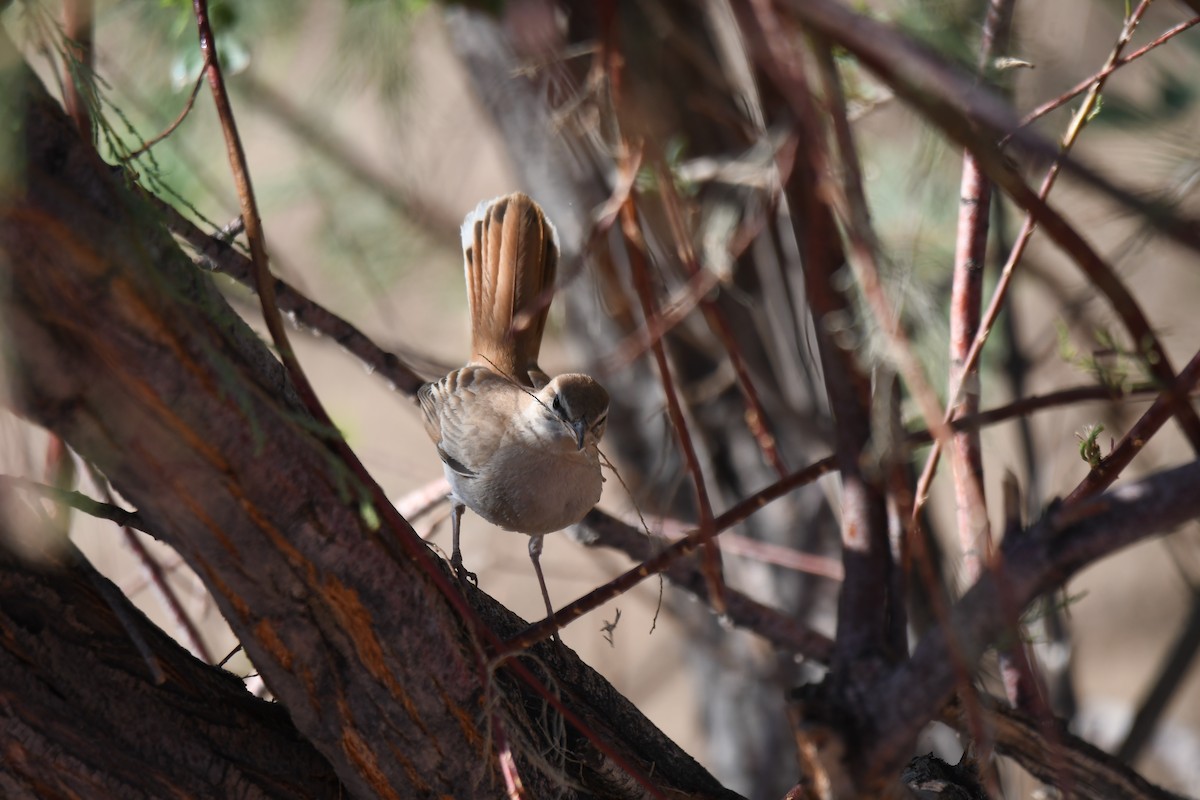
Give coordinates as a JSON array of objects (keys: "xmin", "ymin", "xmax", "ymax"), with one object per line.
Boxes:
[
  {"xmin": 866, "ymin": 458, "xmax": 1200, "ymax": 775},
  {"xmin": 151, "ymin": 193, "xmax": 429, "ymax": 396},
  {"xmin": 945, "ymin": 696, "xmax": 1188, "ymax": 800}
]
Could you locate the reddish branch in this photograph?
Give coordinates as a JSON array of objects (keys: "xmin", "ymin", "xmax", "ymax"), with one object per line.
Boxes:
[
  {"xmin": 600, "ymin": 6, "xmax": 729, "ymax": 619},
  {"xmin": 952, "ymin": 0, "xmax": 1170, "ymax": 436},
  {"xmin": 947, "ymin": 0, "xmax": 1013, "ymax": 586},
  {"xmin": 1064, "ymin": 348, "xmax": 1200, "ymax": 504},
  {"xmin": 650, "ymin": 157, "xmax": 789, "ymax": 477},
  {"xmin": 193, "ymin": 0, "xmax": 319, "ymax": 418},
  {"xmin": 89, "ymin": 464, "xmax": 214, "ymax": 664},
  {"xmin": 122, "ymin": 72, "xmax": 206, "ymax": 161},
  {"xmin": 1019, "ymin": 15, "xmax": 1200, "ymax": 130},
  {"xmin": 500, "ymin": 455, "xmax": 835, "ymax": 654},
  {"xmin": 618, "ymin": 190, "xmax": 729, "ymax": 614}
]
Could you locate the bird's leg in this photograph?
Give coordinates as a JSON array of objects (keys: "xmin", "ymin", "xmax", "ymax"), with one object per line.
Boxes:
[
  {"xmin": 528, "ymin": 534, "xmax": 557, "ymax": 637},
  {"xmin": 449, "ymin": 501, "xmax": 477, "ymax": 585}
]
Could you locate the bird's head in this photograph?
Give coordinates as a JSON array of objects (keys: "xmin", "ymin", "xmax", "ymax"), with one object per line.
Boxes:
[{"xmin": 539, "ymin": 374, "xmax": 609, "ymax": 450}]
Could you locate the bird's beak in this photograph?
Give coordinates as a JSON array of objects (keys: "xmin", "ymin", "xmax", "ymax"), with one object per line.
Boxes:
[{"xmin": 572, "ymin": 419, "xmax": 587, "ymax": 450}]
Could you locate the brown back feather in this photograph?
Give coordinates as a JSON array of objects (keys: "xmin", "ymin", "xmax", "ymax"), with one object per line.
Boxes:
[{"xmin": 462, "ymin": 193, "xmax": 558, "ymax": 386}]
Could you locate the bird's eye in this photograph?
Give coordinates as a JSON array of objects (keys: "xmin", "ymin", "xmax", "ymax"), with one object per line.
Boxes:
[{"xmin": 551, "ymin": 394, "xmax": 563, "ymax": 414}]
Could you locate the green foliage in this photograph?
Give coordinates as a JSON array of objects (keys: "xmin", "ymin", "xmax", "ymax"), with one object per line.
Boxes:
[
  {"xmin": 1056, "ymin": 322, "xmax": 1156, "ymax": 391},
  {"xmin": 358, "ymin": 499, "xmax": 381, "ymax": 532},
  {"xmin": 634, "ymin": 137, "xmax": 696, "ymax": 197},
  {"xmin": 1076, "ymin": 423, "xmax": 1105, "ymax": 469}
]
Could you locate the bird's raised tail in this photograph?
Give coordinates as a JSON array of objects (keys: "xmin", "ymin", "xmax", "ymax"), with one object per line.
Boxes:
[{"xmin": 461, "ymin": 192, "xmax": 559, "ymax": 387}]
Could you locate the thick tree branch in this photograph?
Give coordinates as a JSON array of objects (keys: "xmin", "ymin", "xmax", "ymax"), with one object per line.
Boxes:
[
  {"xmin": 943, "ymin": 697, "xmax": 1188, "ymax": 800},
  {"xmin": 865, "ymin": 458, "xmax": 1200, "ymax": 775},
  {"xmin": 0, "ymin": 537, "xmax": 345, "ymax": 799},
  {"xmin": 0, "ymin": 39, "xmax": 738, "ymax": 800}
]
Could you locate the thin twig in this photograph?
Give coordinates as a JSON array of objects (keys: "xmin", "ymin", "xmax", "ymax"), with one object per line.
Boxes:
[
  {"xmin": 913, "ymin": 0, "xmax": 1200, "ymax": 524},
  {"xmin": 618, "ymin": 160, "xmax": 728, "ymax": 615},
  {"xmin": 93, "ymin": 472, "xmax": 213, "ymax": 662},
  {"xmin": 193, "ymin": 0, "xmax": 340, "ymax": 421},
  {"xmin": 1063, "ymin": 347, "xmax": 1200, "ymax": 505},
  {"xmin": 121, "ymin": 505, "xmax": 214, "ymax": 662},
  {"xmin": 600, "ymin": 267, "xmax": 722, "ymax": 372},
  {"xmin": 85, "ymin": 562, "xmax": 168, "ymax": 685},
  {"xmin": 578, "ymin": 510, "xmax": 834, "ymax": 659},
  {"xmin": 650, "ymin": 155, "xmax": 788, "ymax": 477},
  {"xmin": 498, "ymin": 455, "xmax": 835, "ymax": 655},
  {"xmin": 596, "ymin": 21, "xmax": 735, "ymax": 618},
  {"xmin": 1017, "ymin": 15, "xmax": 1200, "ymax": 131},
  {"xmin": 122, "ymin": 71, "xmax": 206, "ymax": 162},
  {"xmin": 147, "ymin": 191, "xmax": 428, "ymax": 396},
  {"xmin": 0, "ymin": 474, "xmax": 151, "ymax": 533}
]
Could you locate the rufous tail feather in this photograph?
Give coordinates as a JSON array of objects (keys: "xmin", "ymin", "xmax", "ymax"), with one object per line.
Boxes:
[{"xmin": 461, "ymin": 192, "xmax": 559, "ymax": 386}]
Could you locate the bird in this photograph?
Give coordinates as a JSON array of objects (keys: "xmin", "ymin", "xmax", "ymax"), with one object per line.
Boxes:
[{"xmin": 418, "ymin": 192, "xmax": 609, "ymax": 622}]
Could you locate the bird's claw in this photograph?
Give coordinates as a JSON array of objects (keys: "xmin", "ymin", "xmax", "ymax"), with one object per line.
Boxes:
[{"xmin": 450, "ymin": 553, "xmax": 478, "ymax": 587}]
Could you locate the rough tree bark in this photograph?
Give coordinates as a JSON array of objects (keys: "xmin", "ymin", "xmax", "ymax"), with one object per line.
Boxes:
[
  {"xmin": 0, "ymin": 30, "xmax": 739, "ymax": 800},
  {"xmin": 0, "ymin": 532, "xmax": 345, "ymax": 799}
]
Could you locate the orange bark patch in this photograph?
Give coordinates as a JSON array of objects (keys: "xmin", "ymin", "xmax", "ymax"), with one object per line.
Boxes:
[
  {"xmin": 338, "ymin": 697, "xmax": 410, "ymax": 800},
  {"xmin": 323, "ymin": 577, "xmax": 435, "ymax": 727},
  {"xmin": 253, "ymin": 618, "xmax": 292, "ymax": 671}
]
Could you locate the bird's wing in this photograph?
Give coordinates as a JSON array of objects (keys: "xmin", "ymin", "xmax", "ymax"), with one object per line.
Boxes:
[{"xmin": 418, "ymin": 366, "xmax": 521, "ymax": 475}]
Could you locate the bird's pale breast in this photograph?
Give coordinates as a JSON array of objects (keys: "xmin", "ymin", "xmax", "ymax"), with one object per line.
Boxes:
[{"xmin": 445, "ymin": 438, "xmax": 602, "ymax": 535}]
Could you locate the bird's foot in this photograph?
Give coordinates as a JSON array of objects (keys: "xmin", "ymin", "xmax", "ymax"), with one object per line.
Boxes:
[{"xmin": 450, "ymin": 552, "xmax": 478, "ymax": 587}]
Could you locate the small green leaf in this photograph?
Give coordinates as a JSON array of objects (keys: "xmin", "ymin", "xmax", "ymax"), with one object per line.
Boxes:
[
  {"xmin": 359, "ymin": 500, "xmax": 381, "ymax": 532},
  {"xmin": 1076, "ymin": 424, "xmax": 1105, "ymax": 469}
]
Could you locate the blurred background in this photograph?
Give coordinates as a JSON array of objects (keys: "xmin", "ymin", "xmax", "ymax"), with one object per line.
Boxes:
[{"xmin": 2, "ymin": 0, "xmax": 1200, "ymax": 797}]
